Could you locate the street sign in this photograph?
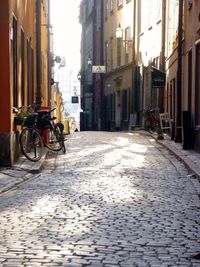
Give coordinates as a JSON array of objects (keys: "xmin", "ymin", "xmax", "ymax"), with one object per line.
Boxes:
[
  {"xmin": 92, "ymin": 65, "xmax": 106, "ymax": 73},
  {"xmin": 72, "ymin": 96, "xmax": 79, "ymax": 103}
]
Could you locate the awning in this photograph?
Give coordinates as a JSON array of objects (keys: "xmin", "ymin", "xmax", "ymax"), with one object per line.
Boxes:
[{"xmin": 151, "ymin": 67, "xmax": 166, "ymax": 88}]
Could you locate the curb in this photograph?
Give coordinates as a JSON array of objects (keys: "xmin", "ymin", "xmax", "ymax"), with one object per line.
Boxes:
[
  {"xmin": 14, "ymin": 148, "xmax": 48, "ymax": 174},
  {"xmin": 138, "ymin": 130, "xmax": 200, "ymax": 195},
  {"xmin": 0, "ymin": 150, "xmax": 47, "ymax": 195},
  {"xmin": 155, "ymin": 138, "xmax": 200, "ymax": 179}
]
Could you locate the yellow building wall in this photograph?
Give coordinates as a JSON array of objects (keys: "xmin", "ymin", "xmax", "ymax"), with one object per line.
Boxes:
[
  {"xmin": 41, "ymin": 0, "xmax": 49, "ymax": 106},
  {"xmin": 104, "ymin": 0, "xmax": 133, "ymax": 71}
]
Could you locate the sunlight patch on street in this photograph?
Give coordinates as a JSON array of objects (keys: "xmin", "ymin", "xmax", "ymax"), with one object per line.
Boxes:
[
  {"xmin": 113, "ymin": 137, "xmax": 130, "ymax": 146},
  {"xmin": 76, "ymin": 176, "xmax": 142, "ymax": 205},
  {"xmin": 103, "ymin": 145, "xmax": 146, "ymax": 168}
]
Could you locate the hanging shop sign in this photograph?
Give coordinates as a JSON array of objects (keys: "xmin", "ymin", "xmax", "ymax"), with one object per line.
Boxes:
[{"xmin": 151, "ymin": 67, "xmax": 166, "ymax": 88}]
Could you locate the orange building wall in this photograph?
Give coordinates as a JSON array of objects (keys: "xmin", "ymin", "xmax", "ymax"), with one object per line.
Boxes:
[
  {"xmin": 0, "ymin": 0, "xmax": 50, "ymax": 166},
  {"xmin": 0, "ymin": 1, "xmax": 10, "ymax": 132}
]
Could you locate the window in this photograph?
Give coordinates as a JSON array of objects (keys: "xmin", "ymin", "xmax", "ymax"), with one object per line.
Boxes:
[
  {"xmin": 12, "ymin": 17, "xmax": 18, "ymax": 107},
  {"xmin": 21, "ymin": 30, "xmax": 25, "ymax": 106},
  {"xmin": 195, "ymin": 43, "xmax": 200, "ymax": 125},
  {"xmin": 117, "ymin": 38, "xmax": 121, "ymax": 67},
  {"xmin": 188, "ymin": 49, "xmax": 192, "ymax": 112},
  {"xmin": 156, "ymin": 0, "xmax": 161, "ymax": 22},
  {"xmin": 170, "ymin": 79, "xmax": 176, "ymax": 121},
  {"xmin": 109, "ymin": 93, "xmax": 115, "ymax": 121},
  {"xmin": 125, "ymin": 27, "xmax": 130, "ymax": 64},
  {"xmin": 110, "ymin": 37, "xmax": 113, "ymax": 69},
  {"xmin": 122, "ymin": 89, "xmax": 129, "ymax": 120},
  {"xmin": 27, "ymin": 40, "xmax": 34, "ymax": 105},
  {"xmin": 96, "ymin": 2, "xmax": 101, "ymax": 30},
  {"xmin": 105, "ymin": 41, "xmax": 108, "ymax": 70},
  {"xmin": 110, "ymin": 0, "xmax": 114, "ymax": 13},
  {"xmin": 105, "ymin": 0, "xmax": 109, "ymax": 19},
  {"xmin": 117, "ymin": 0, "xmax": 123, "ymax": 7}
]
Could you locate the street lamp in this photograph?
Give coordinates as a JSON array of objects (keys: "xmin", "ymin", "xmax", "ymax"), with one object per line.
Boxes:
[{"xmin": 87, "ymin": 55, "xmax": 93, "ymax": 71}]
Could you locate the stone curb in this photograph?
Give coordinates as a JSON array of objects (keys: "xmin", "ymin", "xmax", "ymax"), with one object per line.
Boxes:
[
  {"xmin": 0, "ymin": 149, "xmax": 47, "ymax": 195},
  {"xmin": 137, "ymin": 130, "xmax": 200, "ymax": 196}
]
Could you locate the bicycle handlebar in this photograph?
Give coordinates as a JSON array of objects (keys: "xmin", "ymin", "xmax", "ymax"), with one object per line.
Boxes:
[{"xmin": 50, "ymin": 107, "xmax": 56, "ymax": 113}]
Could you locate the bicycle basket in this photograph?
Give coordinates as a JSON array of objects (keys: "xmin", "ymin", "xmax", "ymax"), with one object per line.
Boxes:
[
  {"xmin": 23, "ymin": 114, "xmax": 36, "ymax": 127},
  {"xmin": 14, "ymin": 116, "xmax": 25, "ymax": 126}
]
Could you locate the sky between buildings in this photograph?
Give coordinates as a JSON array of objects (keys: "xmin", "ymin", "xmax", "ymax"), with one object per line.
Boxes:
[
  {"xmin": 50, "ymin": 0, "xmax": 81, "ymax": 71},
  {"xmin": 50, "ymin": 0, "xmax": 82, "ymax": 126}
]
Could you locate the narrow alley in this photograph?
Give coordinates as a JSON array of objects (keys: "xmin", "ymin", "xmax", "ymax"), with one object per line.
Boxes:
[{"xmin": 0, "ymin": 131, "xmax": 200, "ymax": 267}]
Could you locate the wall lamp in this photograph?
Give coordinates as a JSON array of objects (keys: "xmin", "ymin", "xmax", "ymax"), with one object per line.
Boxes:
[
  {"xmin": 87, "ymin": 55, "xmax": 93, "ymax": 71},
  {"xmin": 87, "ymin": 56, "xmax": 92, "ymax": 67},
  {"xmin": 116, "ymin": 24, "xmax": 132, "ymax": 46}
]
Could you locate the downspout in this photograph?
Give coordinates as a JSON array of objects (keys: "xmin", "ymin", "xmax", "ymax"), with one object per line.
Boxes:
[
  {"xmin": 100, "ymin": 0, "xmax": 104, "ymax": 130},
  {"xmin": 160, "ymin": 0, "xmax": 166, "ymax": 112},
  {"xmin": 161, "ymin": 0, "xmax": 166, "ymax": 71},
  {"xmin": 175, "ymin": 0, "xmax": 183, "ymax": 142},
  {"xmin": 92, "ymin": 1, "xmax": 96, "ymax": 130},
  {"xmin": 132, "ymin": 0, "xmax": 136, "ymax": 115},
  {"xmin": 36, "ymin": 0, "xmax": 41, "ymax": 103},
  {"xmin": 47, "ymin": 0, "xmax": 51, "ymax": 106}
]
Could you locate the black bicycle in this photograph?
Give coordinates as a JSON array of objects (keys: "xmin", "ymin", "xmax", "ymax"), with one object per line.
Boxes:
[{"xmin": 19, "ymin": 112, "xmax": 44, "ymax": 162}]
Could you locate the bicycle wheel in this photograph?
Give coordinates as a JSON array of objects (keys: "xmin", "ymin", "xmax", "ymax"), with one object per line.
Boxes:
[
  {"xmin": 43, "ymin": 126, "xmax": 62, "ymax": 151},
  {"xmin": 145, "ymin": 118, "xmax": 159, "ymax": 131},
  {"xmin": 20, "ymin": 128, "xmax": 44, "ymax": 161},
  {"xmin": 144, "ymin": 118, "xmax": 154, "ymax": 131}
]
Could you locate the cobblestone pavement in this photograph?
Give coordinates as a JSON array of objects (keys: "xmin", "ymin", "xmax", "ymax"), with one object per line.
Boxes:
[{"xmin": 0, "ymin": 131, "xmax": 200, "ymax": 267}]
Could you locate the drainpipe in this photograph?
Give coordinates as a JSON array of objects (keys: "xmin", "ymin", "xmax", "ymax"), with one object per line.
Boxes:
[
  {"xmin": 36, "ymin": 0, "xmax": 41, "ymax": 103},
  {"xmin": 159, "ymin": 0, "xmax": 166, "ymax": 113},
  {"xmin": 161, "ymin": 0, "xmax": 166, "ymax": 71},
  {"xmin": 47, "ymin": 0, "xmax": 51, "ymax": 106},
  {"xmin": 132, "ymin": 0, "xmax": 136, "ymax": 114},
  {"xmin": 175, "ymin": 0, "xmax": 183, "ymax": 142},
  {"xmin": 100, "ymin": 0, "xmax": 104, "ymax": 130}
]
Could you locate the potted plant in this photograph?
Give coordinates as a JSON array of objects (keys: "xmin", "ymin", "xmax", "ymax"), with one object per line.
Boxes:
[{"xmin": 156, "ymin": 127, "xmax": 164, "ymax": 140}]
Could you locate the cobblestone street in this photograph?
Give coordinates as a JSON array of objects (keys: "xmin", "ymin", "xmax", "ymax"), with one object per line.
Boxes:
[{"xmin": 0, "ymin": 131, "xmax": 200, "ymax": 267}]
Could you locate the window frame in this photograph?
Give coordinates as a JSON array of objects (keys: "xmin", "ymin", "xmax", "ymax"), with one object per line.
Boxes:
[{"xmin": 117, "ymin": 0, "xmax": 123, "ymax": 7}]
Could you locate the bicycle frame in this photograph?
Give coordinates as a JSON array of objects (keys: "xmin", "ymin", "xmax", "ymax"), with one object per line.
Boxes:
[{"xmin": 144, "ymin": 107, "xmax": 160, "ymax": 131}]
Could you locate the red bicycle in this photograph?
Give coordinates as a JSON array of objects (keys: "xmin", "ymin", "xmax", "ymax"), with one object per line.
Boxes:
[{"xmin": 144, "ymin": 106, "xmax": 160, "ymax": 131}]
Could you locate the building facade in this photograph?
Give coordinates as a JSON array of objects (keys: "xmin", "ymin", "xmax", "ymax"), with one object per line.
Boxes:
[
  {"xmin": 103, "ymin": 0, "xmax": 135, "ymax": 131},
  {"xmin": 79, "ymin": 0, "xmax": 95, "ymax": 130},
  {"xmin": 93, "ymin": 0, "xmax": 104, "ymax": 130},
  {"xmin": 164, "ymin": 0, "xmax": 180, "ymax": 140},
  {"xmin": 183, "ymin": 0, "xmax": 200, "ymax": 150},
  {"xmin": 136, "ymin": 0, "xmax": 166, "ymax": 121},
  {"xmin": 79, "ymin": 0, "xmax": 200, "ymax": 153},
  {"xmin": 0, "ymin": 0, "xmax": 50, "ymax": 166}
]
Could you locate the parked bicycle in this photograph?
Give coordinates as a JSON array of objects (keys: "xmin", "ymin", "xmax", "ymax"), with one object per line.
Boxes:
[
  {"xmin": 16, "ymin": 108, "xmax": 44, "ymax": 162},
  {"xmin": 14, "ymin": 102, "xmax": 66, "ymax": 161},
  {"xmin": 143, "ymin": 106, "xmax": 160, "ymax": 131},
  {"xmin": 37, "ymin": 108, "xmax": 66, "ymax": 153}
]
